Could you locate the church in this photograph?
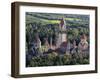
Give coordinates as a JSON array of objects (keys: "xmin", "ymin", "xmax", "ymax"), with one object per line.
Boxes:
[{"xmin": 56, "ymin": 17, "xmax": 67, "ymax": 48}]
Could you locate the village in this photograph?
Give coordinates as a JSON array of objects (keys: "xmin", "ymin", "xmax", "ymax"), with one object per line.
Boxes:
[{"xmin": 26, "ymin": 17, "xmax": 89, "ymax": 67}]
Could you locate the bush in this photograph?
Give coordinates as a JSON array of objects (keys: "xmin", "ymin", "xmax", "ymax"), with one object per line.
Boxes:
[{"xmin": 82, "ymin": 59, "xmax": 89, "ymax": 64}]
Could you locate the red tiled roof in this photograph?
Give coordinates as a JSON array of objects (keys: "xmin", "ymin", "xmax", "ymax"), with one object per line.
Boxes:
[{"xmin": 60, "ymin": 42, "xmax": 67, "ymax": 47}]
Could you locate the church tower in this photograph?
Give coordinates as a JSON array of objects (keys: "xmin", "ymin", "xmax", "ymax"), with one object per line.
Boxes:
[{"xmin": 56, "ymin": 17, "xmax": 67, "ymax": 48}]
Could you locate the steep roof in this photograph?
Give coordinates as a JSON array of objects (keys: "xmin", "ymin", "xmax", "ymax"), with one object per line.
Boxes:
[{"xmin": 60, "ymin": 18, "xmax": 64, "ymax": 27}]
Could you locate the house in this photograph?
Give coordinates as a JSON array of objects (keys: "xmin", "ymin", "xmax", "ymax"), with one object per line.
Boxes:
[
  {"xmin": 78, "ymin": 34, "xmax": 89, "ymax": 53},
  {"xmin": 34, "ymin": 33, "xmax": 41, "ymax": 49}
]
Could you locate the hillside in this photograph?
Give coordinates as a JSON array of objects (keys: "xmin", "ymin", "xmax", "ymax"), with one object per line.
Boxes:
[{"xmin": 26, "ymin": 12, "xmax": 89, "ymax": 28}]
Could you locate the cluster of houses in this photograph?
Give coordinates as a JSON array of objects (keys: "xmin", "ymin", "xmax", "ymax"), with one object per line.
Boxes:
[{"xmin": 32, "ymin": 18, "xmax": 89, "ymax": 54}]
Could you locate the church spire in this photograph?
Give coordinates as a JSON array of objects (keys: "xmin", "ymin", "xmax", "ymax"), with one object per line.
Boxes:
[{"xmin": 59, "ymin": 17, "xmax": 66, "ymax": 31}]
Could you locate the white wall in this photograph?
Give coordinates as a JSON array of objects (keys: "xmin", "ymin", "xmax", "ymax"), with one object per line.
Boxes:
[{"xmin": 0, "ymin": 0, "xmax": 99, "ymax": 80}]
